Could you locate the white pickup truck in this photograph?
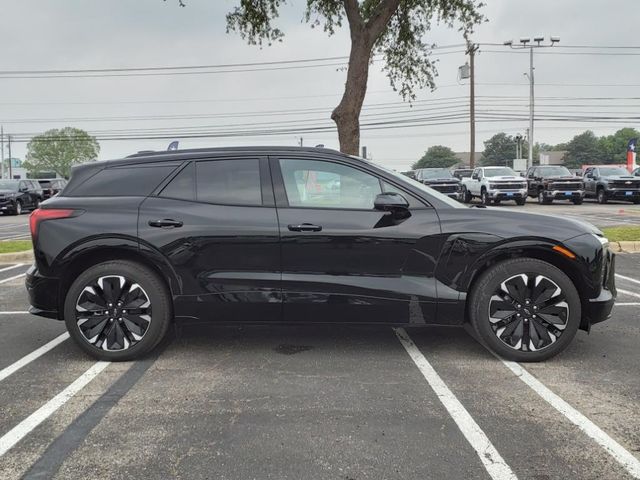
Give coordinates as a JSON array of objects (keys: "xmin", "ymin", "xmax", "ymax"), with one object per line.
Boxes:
[{"xmin": 461, "ymin": 166, "xmax": 528, "ymax": 205}]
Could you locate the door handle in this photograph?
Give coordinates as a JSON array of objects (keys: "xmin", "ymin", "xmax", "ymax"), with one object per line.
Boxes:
[
  {"xmin": 287, "ymin": 223, "xmax": 322, "ymax": 232},
  {"xmin": 148, "ymin": 218, "xmax": 183, "ymax": 228}
]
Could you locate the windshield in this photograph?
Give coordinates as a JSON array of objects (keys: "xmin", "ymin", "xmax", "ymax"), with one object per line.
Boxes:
[
  {"xmin": 538, "ymin": 166, "xmax": 571, "ymax": 176},
  {"xmin": 0, "ymin": 181, "xmax": 18, "ymax": 190},
  {"xmin": 484, "ymin": 167, "xmax": 517, "ymax": 177},
  {"xmin": 419, "ymin": 168, "xmax": 454, "ymax": 179},
  {"xmin": 360, "ymin": 159, "xmax": 465, "ymax": 208},
  {"xmin": 599, "ymin": 167, "xmax": 629, "ymax": 176}
]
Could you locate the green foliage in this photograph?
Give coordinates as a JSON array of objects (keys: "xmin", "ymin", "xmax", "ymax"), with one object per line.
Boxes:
[
  {"xmin": 0, "ymin": 240, "xmax": 32, "ymax": 254},
  {"xmin": 412, "ymin": 145, "xmax": 459, "ymax": 169},
  {"xmin": 480, "ymin": 133, "xmax": 526, "ymax": 166},
  {"xmin": 223, "ymin": 0, "xmax": 486, "ymax": 100},
  {"xmin": 601, "ymin": 226, "xmax": 640, "ymax": 242},
  {"xmin": 597, "ymin": 127, "xmax": 640, "ymax": 165},
  {"xmin": 562, "ymin": 130, "xmax": 602, "ymax": 168},
  {"xmin": 24, "ymin": 127, "xmax": 100, "ymax": 179}
]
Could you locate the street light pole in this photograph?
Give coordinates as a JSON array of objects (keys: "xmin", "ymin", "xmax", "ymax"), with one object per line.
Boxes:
[{"xmin": 504, "ymin": 35, "xmax": 560, "ymax": 169}]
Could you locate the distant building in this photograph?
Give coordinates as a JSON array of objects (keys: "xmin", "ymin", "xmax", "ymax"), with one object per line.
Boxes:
[{"xmin": 539, "ymin": 151, "xmax": 567, "ymax": 166}]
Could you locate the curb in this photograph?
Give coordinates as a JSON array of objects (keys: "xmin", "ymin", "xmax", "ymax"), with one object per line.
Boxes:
[
  {"xmin": 0, "ymin": 249, "xmax": 34, "ymax": 263},
  {"xmin": 610, "ymin": 241, "xmax": 640, "ymax": 253}
]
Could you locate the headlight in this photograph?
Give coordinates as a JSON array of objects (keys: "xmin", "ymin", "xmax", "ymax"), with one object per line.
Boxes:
[{"xmin": 592, "ymin": 233, "xmax": 609, "ymax": 249}]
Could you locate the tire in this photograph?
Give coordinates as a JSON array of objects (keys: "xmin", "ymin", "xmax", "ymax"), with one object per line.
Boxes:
[
  {"xmin": 597, "ymin": 188, "xmax": 607, "ymax": 204},
  {"xmin": 12, "ymin": 200, "xmax": 22, "ymax": 215},
  {"xmin": 633, "ymin": 198, "xmax": 640, "ymax": 205},
  {"xmin": 515, "ymin": 198, "xmax": 526, "ymax": 206},
  {"xmin": 572, "ymin": 197, "xmax": 583, "ymax": 205},
  {"xmin": 481, "ymin": 189, "xmax": 491, "ymax": 205},
  {"xmin": 468, "ymin": 258, "xmax": 581, "ymax": 362},
  {"xmin": 64, "ymin": 260, "xmax": 172, "ymax": 361},
  {"xmin": 538, "ymin": 190, "xmax": 552, "ymax": 205},
  {"xmin": 462, "ymin": 187, "xmax": 472, "ymax": 204},
  {"xmin": 33, "ymin": 198, "xmax": 40, "ymax": 210},
  {"xmin": 493, "ymin": 198, "xmax": 501, "ymax": 205}
]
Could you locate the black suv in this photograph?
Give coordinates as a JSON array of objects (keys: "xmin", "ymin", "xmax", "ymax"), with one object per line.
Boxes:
[
  {"xmin": 38, "ymin": 178, "xmax": 68, "ymax": 200},
  {"xmin": 0, "ymin": 179, "xmax": 43, "ymax": 215},
  {"xmin": 414, "ymin": 168, "xmax": 462, "ymax": 201},
  {"xmin": 583, "ymin": 166, "xmax": 640, "ymax": 204},
  {"xmin": 526, "ymin": 165, "xmax": 585, "ymax": 205},
  {"xmin": 26, "ymin": 147, "xmax": 615, "ymax": 362}
]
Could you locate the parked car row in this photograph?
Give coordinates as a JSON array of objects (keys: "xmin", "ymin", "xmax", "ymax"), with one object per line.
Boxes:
[
  {"xmin": 0, "ymin": 178, "xmax": 67, "ymax": 215},
  {"xmin": 406, "ymin": 165, "xmax": 640, "ymax": 206}
]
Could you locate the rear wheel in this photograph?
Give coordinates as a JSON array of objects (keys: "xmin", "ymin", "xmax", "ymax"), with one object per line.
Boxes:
[
  {"xmin": 64, "ymin": 260, "xmax": 172, "ymax": 361},
  {"xmin": 468, "ymin": 258, "xmax": 581, "ymax": 362}
]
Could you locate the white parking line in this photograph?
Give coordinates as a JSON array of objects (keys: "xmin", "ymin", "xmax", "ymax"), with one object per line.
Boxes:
[
  {"xmin": 0, "ymin": 264, "xmax": 24, "ymax": 273},
  {"xmin": 615, "ymin": 302, "xmax": 640, "ymax": 306},
  {"xmin": 394, "ymin": 328, "xmax": 517, "ymax": 480},
  {"xmin": 501, "ymin": 360, "xmax": 640, "ymax": 479},
  {"xmin": 0, "ymin": 333, "xmax": 69, "ymax": 383},
  {"xmin": 618, "ymin": 288, "xmax": 640, "ymax": 299},
  {"xmin": 616, "ymin": 274, "xmax": 640, "ymax": 286},
  {"xmin": 0, "ymin": 311, "xmax": 30, "ymax": 314},
  {"xmin": 0, "ymin": 361, "xmax": 109, "ymax": 458},
  {"xmin": 0, "ymin": 273, "xmax": 26, "ymax": 285}
]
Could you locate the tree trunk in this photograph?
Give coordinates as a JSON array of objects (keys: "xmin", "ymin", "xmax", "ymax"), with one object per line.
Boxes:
[{"xmin": 332, "ymin": 35, "xmax": 372, "ymax": 156}]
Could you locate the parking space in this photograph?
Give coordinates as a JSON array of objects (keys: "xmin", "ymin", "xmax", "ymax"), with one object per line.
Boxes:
[
  {"xmin": 0, "ymin": 215, "xmax": 30, "ymax": 241},
  {"xmin": 0, "ymin": 254, "xmax": 638, "ymax": 479}
]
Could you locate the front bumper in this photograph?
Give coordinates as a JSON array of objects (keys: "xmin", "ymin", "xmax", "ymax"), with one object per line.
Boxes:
[
  {"xmin": 583, "ymin": 249, "xmax": 616, "ymax": 328},
  {"xmin": 488, "ymin": 189, "xmax": 527, "ymax": 200},
  {"xmin": 0, "ymin": 198, "xmax": 17, "ymax": 212},
  {"xmin": 543, "ymin": 189, "xmax": 585, "ymax": 199},
  {"xmin": 604, "ymin": 189, "xmax": 640, "ymax": 200},
  {"xmin": 25, "ymin": 265, "xmax": 61, "ymax": 320}
]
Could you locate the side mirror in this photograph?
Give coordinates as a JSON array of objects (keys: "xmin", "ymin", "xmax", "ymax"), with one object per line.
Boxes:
[{"xmin": 374, "ymin": 192, "xmax": 409, "ymax": 212}]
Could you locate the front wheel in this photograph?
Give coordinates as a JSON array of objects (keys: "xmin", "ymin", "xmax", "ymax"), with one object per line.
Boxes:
[
  {"xmin": 572, "ymin": 197, "xmax": 584, "ymax": 205},
  {"xmin": 64, "ymin": 260, "xmax": 172, "ymax": 361},
  {"xmin": 462, "ymin": 187, "xmax": 472, "ymax": 204},
  {"xmin": 468, "ymin": 258, "xmax": 581, "ymax": 362},
  {"xmin": 12, "ymin": 200, "xmax": 22, "ymax": 215},
  {"xmin": 481, "ymin": 190, "xmax": 491, "ymax": 205},
  {"xmin": 597, "ymin": 189, "xmax": 607, "ymax": 204},
  {"xmin": 515, "ymin": 198, "xmax": 526, "ymax": 206}
]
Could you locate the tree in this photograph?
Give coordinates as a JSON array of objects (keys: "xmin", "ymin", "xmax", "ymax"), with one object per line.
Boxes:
[
  {"xmin": 598, "ymin": 127, "xmax": 640, "ymax": 165},
  {"xmin": 24, "ymin": 127, "xmax": 100, "ymax": 178},
  {"xmin": 562, "ymin": 130, "xmax": 601, "ymax": 168},
  {"xmin": 172, "ymin": 1, "xmax": 485, "ymax": 155},
  {"xmin": 412, "ymin": 145, "xmax": 458, "ymax": 169},
  {"xmin": 480, "ymin": 132, "xmax": 525, "ymax": 166}
]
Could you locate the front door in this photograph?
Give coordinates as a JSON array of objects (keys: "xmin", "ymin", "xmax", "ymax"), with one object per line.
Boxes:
[
  {"xmin": 271, "ymin": 156, "xmax": 441, "ymax": 324},
  {"xmin": 138, "ymin": 157, "xmax": 281, "ymax": 322}
]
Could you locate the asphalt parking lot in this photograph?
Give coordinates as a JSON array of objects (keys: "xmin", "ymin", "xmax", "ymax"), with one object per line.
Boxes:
[{"xmin": 0, "ymin": 203, "xmax": 638, "ymax": 479}]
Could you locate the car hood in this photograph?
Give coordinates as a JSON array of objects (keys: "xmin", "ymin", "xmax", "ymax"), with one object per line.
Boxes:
[
  {"xmin": 0, "ymin": 189, "xmax": 17, "ymax": 195},
  {"xmin": 441, "ymin": 206, "xmax": 601, "ymax": 242},
  {"xmin": 423, "ymin": 178, "xmax": 460, "ymax": 184},
  {"xmin": 485, "ymin": 176, "xmax": 526, "ymax": 182},
  {"xmin": 601, "ymin": 175, "xmax": 639, "ymax": 181},
  {"xmin": 546, "ymin": 176, "xmax": 581, "ymax": 181}
]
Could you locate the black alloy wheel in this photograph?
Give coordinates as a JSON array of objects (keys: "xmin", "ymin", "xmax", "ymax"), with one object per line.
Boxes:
[
  {"xmin": 597, "ymin": 188, "xmax": 607, "ymax": 204},
  {"xmin": 65, "ymin": 260, "xmax": 172, "ymax": 361},
  {"xmin": 14, "ymin": 201, "xmax": 22, "ymax": 215},
  {"xmin": 469, "ymin": 258, "xmax": 580, "ymax": 361},
  {"xmin": 75, "ymin": 275, "xmax": 152, "ymax": 351}
]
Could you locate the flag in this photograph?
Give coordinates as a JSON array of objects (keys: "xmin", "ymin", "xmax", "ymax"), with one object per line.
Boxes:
[
  {"xmin": 627, "ymin": 138, "xmax": 637, "ymax": 171},
  {"xmin": 167, "ymin": 141, "xmax": 179, "ymax": 151}
]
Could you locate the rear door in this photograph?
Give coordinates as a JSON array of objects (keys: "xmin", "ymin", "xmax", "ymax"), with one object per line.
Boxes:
[
  {"xmin": 137, "ymin": 156, "xmax": 281, "ymax": 322},
  {"xmin": 271, "ymin": 155, "xmax": 441, "ymax": 324}
]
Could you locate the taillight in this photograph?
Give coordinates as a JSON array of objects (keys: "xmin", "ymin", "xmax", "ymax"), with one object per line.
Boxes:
[{"xmin": 29, "ymin": 208, "xmax": 76, "ymax": 239}]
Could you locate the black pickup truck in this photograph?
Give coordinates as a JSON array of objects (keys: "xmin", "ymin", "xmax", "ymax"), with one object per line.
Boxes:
[
  {"xmin": 526, "ymin": 166, "xmax": 585, "ymax": 205},
  {"xmin": 583, "ymin": 166, "xmax": 640, "ymax": 204},
  {"xmin": 414, "ymin": 168, "xmax": 462, "ymax": 201}
]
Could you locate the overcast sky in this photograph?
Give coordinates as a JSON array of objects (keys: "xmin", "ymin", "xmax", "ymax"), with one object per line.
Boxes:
[{"xmin": 1, "ymin": 0, "xmax": 639, "ymax": 170}]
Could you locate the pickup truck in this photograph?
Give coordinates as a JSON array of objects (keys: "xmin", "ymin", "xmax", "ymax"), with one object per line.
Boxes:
[
  {"xmin": 525, "ymin": 165, "xmax": 584, "ymax": 205},
  {"xmin": 583, "ymin": 166, "xmax": 640, "ymax": 204},
  {"xmin": 461, "ymin": 166, "xmax": 528, "ymax": 205},
  {"xmin": 414, "ymin": 168, "xmax": 462, "ymax": 201}
]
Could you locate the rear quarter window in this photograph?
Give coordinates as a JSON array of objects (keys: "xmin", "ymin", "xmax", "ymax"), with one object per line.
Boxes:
[{"xmin": 66, "ymin": 163, "xmax": 179, "ymax": 197}]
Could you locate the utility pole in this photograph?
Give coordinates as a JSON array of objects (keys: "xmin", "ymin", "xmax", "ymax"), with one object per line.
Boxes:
[
  {"xmin": 298, "ymin": 137, "xmax": 303, "ymax": 147},
  {"xmin": 467, "ymin": 43, "xmax": 479, "ymax": 169},
  {"xmin": 0, "ymin": 126, "xmax": 4, "ymax": 179},
  {"xmin": 504, "ymin": 35, "xmax": 560, "ymax": 169},
  {"xmin": 7, "ymin": 135, "xmax": 12, "ymax": 179}
]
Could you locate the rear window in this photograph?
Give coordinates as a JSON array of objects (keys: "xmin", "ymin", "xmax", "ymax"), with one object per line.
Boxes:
[
  {"xmin": 195, "ymin": 159, "xmax": 262, "ymax": 206},
  {"xmin": 67, "ymin": 163, "xmax": 178, "ymax": 197}
]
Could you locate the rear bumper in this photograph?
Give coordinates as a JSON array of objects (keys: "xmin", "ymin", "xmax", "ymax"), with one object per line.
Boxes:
[{"xmin": 25, "ymin": 265, "xmax": 61, "ymax": 320}]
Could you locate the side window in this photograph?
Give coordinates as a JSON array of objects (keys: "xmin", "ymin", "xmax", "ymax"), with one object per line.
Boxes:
[
  {"xmin": 160, "ymin": 163, "xmax": 195, "ymax": 201},
  {"xmin": 528, "ymin": 168, "xmax": 535, "ymax": 178},
  {"xmin": 18, "ymin": 181, "xmax": 25, "ymax": 191},
  {"xmin": 279, "ymin": 159, "xmax": 381, "ymax": 209},
  {"xmin": 67, "ymin": 163, "xmax": 179, "ymax": 197},
  {"xmin": 196, "ymin": 159, "xmax": 262, "ymax": 206}
]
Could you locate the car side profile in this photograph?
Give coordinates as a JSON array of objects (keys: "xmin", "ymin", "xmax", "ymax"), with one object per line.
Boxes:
[
  {"xmin": 0, "ymin": 179, "xmax": 43, "ymax": 215},
  {"xmin": 26, "ymin": 147, "xmax": 616, "ymax": 362}
]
